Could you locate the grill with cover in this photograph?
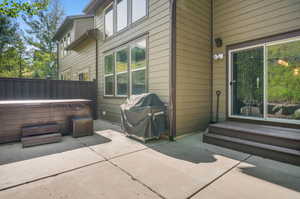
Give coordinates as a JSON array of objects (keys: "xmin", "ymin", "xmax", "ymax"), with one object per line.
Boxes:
[{"xmin": 120, "ymin": 93, "xmax": 166, "ymax": 142}]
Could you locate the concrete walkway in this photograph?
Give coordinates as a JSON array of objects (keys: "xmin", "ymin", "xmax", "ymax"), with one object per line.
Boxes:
[{"xmin": 0, "ymin": 120, "xmax": 299, "ymax": 199}]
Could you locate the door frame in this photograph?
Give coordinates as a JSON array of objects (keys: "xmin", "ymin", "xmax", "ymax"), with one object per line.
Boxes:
[{"xmin": 227, "ymin": 36, "xmax": 300, "ymax": 125}]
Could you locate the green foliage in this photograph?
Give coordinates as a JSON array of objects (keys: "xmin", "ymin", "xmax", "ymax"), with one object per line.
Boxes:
[
  {"xmin": 0, "ymin": 14, "xmax": 17, "ymax": 51},
  {"xmin": 268, "ymin": 40, "xmax": 300, "ymax": 104},
  {"xmin": 0, "ymin": 0, "xmax": 48, "ymax": 17},
  {"xmin": 31, "ymin": 50, "xmax": 56, "ymax": 78},
  {"xmin": 23, "ymin": 0, "xmax": 64, "ymax": 79},
  {"xmin": 233, "ymin": 40, "xmax": 300, "ymax": 108},
  {"xmin": 0, "ymin": 0, "xmax": 64, "ymax": 79},
  {"xmin": 0, "ymin": 14, "xmax": 30, "ymax": 77}
]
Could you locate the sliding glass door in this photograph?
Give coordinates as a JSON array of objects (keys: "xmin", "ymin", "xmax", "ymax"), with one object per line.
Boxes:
[{"xmin": 229, "ymin": 37, "xmax": 300, "ymax": 123}]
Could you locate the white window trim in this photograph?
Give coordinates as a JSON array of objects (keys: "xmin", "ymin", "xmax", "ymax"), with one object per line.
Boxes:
[
  {"xmin": 228, "ymin": 36, "xmax": 300, "ymax": 125},
  {"xmin": 60, "ymin": 40, "xmax": 64, "ymax": 58},
  {"xmin": 103, "ymin": 0, "xmax": 148, "ymax": 40},
  {"xmin": 129, "ymin": 37, "xmax": 148, "ymax": 96},
  {"xmin": 67, "ymin": 33, "xmax": 71, "ymax": 55},
  {"xmin": 104, "ymin": 2, "xmax": 114, "ymax": 40},
  {"xmin": 64, "ymin": 37, "xmax": 67, "ymax": 56},
  {"xmin": 115, "ymin": 47, "xmax": 129, "ymax": 97},
  {"xmin": 116, "ymin": 0, "xmax": 129, "ymax": 32},
  {"xmin": 62, "ymin": 68, "xmax": 71, "ymax": 80},
  {"xmin": 131, "ymin": 0, "xmax": 149, "ymax": 24},
  {"xmin": 103, "ymin": 36, "xmax": 148, "ymax": 97},
  {"xmin": 104, "ymin": 53, "xmax": 115, "ymax": 97}
]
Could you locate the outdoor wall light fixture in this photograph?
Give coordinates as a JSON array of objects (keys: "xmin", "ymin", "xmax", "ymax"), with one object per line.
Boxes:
[
  {"xmin": 214, "ymin": 38, "xmax": 223, "ymax": 48},
  {"xmin": 213, "ymin": 53, "xmax": 224, "ymax": 60},
  {"xmin": 213, "ymin": 38, "xmax": 224, "ymax": 61}
]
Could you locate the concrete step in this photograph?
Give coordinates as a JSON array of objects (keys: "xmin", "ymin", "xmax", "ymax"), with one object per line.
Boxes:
[
  {"xmin": 21, "ymin": 133, "xmax": 62, "ymax": 148},
  {"xmin": 203, "ymin": 133, "xmax": 300, "ymax": 166},
  {"xmin": 22, "ymin": 123, "xmax": 59, "ymax": 137},
  {"xmin": 209, "ymin": 121, "xmax": 300, "ymax": 150}
]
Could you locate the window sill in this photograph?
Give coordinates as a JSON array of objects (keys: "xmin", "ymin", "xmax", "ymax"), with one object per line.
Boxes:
[{"xmin": 103, "ymin": 95, "xmax": 128, "ymax": 99}]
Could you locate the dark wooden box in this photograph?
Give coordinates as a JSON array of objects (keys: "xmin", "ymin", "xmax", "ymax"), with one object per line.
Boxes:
[{"xmin": 72, "ymin": 117, "xmax": 93, "ymax": 138}]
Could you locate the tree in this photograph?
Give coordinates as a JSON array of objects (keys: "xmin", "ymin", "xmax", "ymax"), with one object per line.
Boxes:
[
  {"xmin": 0, "ymin": 14, "xmax": 18, "ymax": 52},
  {"xmin": 23, "ymin": 0, "xmax": 64, "ymax": 79},
  {"xmin": 0, "ymin": 14, "xmax": 30, "ymax": 77},
  {"xmin": 0, "ymin": 0, "xmax": 48, "ymax": 17}
]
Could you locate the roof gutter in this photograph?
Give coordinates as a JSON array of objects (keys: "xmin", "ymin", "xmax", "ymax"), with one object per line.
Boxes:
[{"xmin": 169, "ymin": 0, "xmax": 176, "ymax": 141}]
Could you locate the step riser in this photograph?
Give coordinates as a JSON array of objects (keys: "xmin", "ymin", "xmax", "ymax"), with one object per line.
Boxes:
[
  {"xmin": 22, "ymin": 134, "xmax": 62, "ymax": 148},
  {"xmin": 210, "ymin": 127, "xmax": 300, "ymax": 150},
  {"xmin": 203, "ymin": 134, "xmax": 300, "ymax": 166},
  {"xmin": 22, "ymin": 124, "xmax": 59, "ymax": 137}
]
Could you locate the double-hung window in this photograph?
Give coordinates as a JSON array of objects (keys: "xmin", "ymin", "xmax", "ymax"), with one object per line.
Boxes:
[
  {"xmin": 78, "ymin": 69, "xmax": 89, "ymax": 81},
  {"xmin": 60, "ymin": 40, "xmax": 64, "ymax": 58},
  {"xmin": 116, "ymin": 0, "xmax": 128, "ymax": 32},
  {"xmin": 116, "ymin": 48, "xmax": 129, "ymax": 96},
  {"xmin": 104, "ymin": 38, "xmax": 147, "ymax": 97},
  {"xmin": 104, "ymin": 0, "xmax": 147, "ymax": 38},
  {"xmin": 62, "ymin": 69, "xmax": 71, "ymax": 80},
  {"xmin": 104, "ymin": 53, "xmax": 115, "ymax": 96},
  {"xmin": 67, "ymin": 33, "xmax": 71, "ymax": 55},
  {"xmin": 104, "ymin": 3, "xmax": 114, "ymax": 38},
  {"xmin": 63, "ymin": 37, "xmax": 67, "ymax": 56},
  {"xmin": 130, "ymin": 39, "xmax": 147, "ymax": 94},
  {"xmin": 132, "ymin": 0, "xmax": 147, "ymax": 23}
]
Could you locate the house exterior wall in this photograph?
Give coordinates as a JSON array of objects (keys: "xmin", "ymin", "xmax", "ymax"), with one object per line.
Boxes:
[
  {"xmin": 74, "ymin": 18, "xmax": 94, "ymax": 40},
  {"xmin": 95, "ymin": 0, "xmax": 171, "ymax": 122},
  {"xmin": 212, "ymin": 0, "xmax": 300, "ymax": 122},
  {"xmin": 59, "ymin": 39, "xmax": 96, "ymax": 81},
  {"xmin": 58, "ymin": 18, "xmax": 95, "ymax": 81},
  {"xmin": 175, "ymin": 0, "xmax": 212, "ymax": 134}
]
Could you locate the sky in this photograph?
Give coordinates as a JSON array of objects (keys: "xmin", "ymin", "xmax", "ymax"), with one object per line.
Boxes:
[
  {"xmin": 16, "ymin": 0, "xmax": 90, "ymax": 33},
  {"xmin": 61, "ymin": 0, "xmax": 90, "ymax": 16}
]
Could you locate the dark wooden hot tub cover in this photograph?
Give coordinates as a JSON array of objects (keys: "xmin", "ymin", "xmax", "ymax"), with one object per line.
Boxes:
[{"xmin": 0, "ymin": 99, "xmax": 93, "ymax": 144}]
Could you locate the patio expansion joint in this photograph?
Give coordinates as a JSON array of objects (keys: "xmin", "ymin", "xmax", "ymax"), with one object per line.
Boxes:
[
  {"xmin": 81, "ymin": 144, "xmax": 167, "ymax": 199},
  {"xmin": 107, "ymin": 159, "xmax": 167, "ymax": 199},
  {"xmin": 186, "ymin": 154, "xmax": 252, "ymax": 199}
]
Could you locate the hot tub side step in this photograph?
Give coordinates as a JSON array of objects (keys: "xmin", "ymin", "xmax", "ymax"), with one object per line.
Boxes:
[
  {"xmin": 22, "ymin": 123, "xmax": 59, "ymax": 137},
  {"xmin": 21, "ymin": 133, "xmax": 62, "ymax": 148}
]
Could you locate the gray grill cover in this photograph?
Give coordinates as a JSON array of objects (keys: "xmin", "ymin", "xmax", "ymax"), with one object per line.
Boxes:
[{"xmin": 120, "ymin": 93, "xmax": 166, "ymax": 139}]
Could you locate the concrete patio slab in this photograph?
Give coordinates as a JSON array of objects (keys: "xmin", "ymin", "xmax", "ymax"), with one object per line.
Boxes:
[
  {"xmin": 191, "ymin": 156, "xmax": 300, "ymax": 199},
  {"xmin": 0, "ymin": 136, "xmax": 87, "ymax": 165},
  {"xmin": 111, "ymin": 134, "xmax": 250, "ymax": 199},
  {"xmin": 94, "ymin": 119, "xmax": 122, "ymax": 132},
  {"xmin": 0, "ymin": 162, "xmax": 161, "ymax": 199},
  {"xmin": 0, "ymin": 126, "xmax": 298, "ymax": 199},
  {"xmin": 79, "ymin": 130, "xmax": 149, "ymax": 159},
  {"xmin": 0, "ymin": 147, "xmax": 104, "ymax": 190}
]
